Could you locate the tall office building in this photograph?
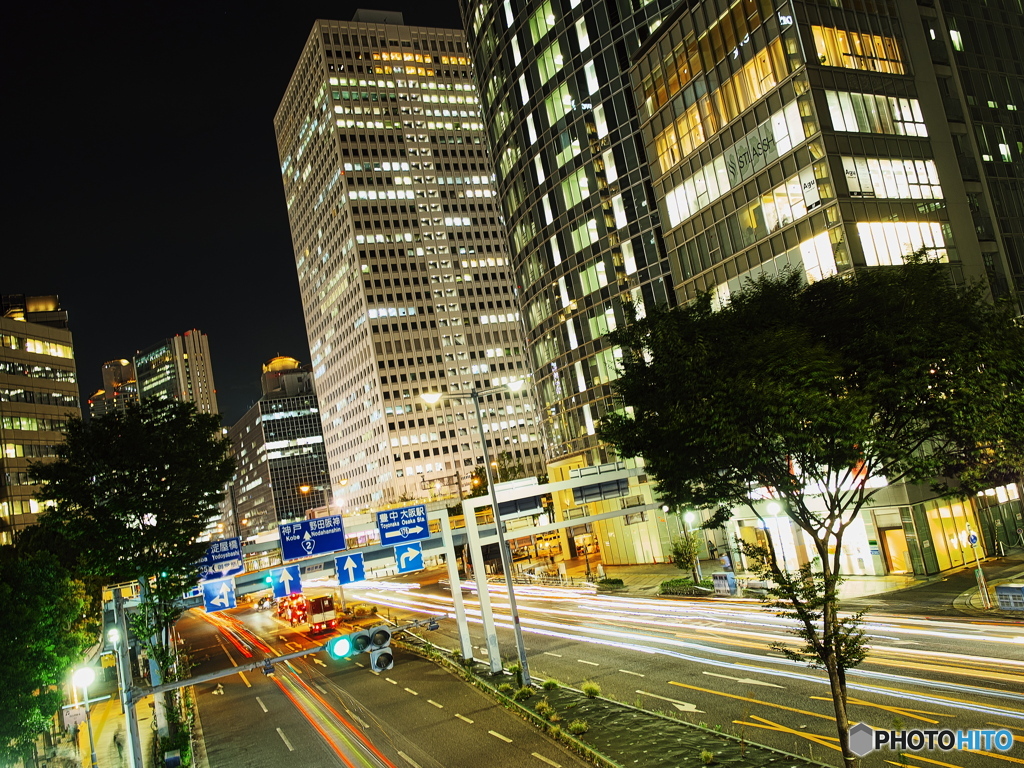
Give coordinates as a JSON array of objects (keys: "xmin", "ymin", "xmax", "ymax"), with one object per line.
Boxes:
[
  {"xmin": 627, "ymin": 0, "xmax": 1023, "ymax": 575},
  {"xmin": 88, "ymin": 358, "xmax": 139, "ymax": 418},
  {"xmin": 461, "ymin": 0, "xmax": 681, "ymax": 474},
  {"xmin": 0, "ymin": 295, "xmax": 80, "ymax": 540},
  {"xmin": 134, "ymin": 329, "xmax": 219, "ymax": 415},
  {"xmin": 223, "ymin": 357, "xmax": 330, "ymax": 537},
  {"xmin": 275, "ymin": 12, "xmax": 546, "ymax": 513}
]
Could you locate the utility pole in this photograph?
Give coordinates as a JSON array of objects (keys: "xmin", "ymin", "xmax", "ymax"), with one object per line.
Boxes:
[{"xmin": 112, "ymin": 592, "xmax": 144, "ymax": 768}]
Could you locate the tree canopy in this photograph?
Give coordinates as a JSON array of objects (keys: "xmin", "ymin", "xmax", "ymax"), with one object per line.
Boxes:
[
  {"xmin": 598, "ymin": 260, "xmax": 1023, "ymax": 766},
  {"xmin": 30, "ymin": 399, "xmax": 235, "ymax": 586},
  {"xmin": 600, "ymin": 261, "xmax": 1024, "ymax": 530},
  {"xmin": 0, "ymin": 547, "xmax": 92, "ymax": 759}
]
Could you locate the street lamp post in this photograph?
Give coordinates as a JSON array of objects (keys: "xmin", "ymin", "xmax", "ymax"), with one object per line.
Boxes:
[
  {"xmin": 423, "ymin": 381, "xmax": 532, "ymax": 685},
  {"xmin": 72, "ymin": 667, "xmax": 99, "ymax": 768}
]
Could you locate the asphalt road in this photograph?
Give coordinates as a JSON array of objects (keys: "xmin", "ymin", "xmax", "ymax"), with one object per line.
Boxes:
[
  {"xmin": 179, "ymin": 607, "xmax": 592, "ymax": 768},
  {"xmin": 346, "ymin": 578, "xmax": 1024, "ymax": 768}
]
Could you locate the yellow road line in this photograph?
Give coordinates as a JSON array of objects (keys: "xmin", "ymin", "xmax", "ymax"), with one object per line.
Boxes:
[
  {"xmin": 899, "ymin": 753, "xmax": 970, "ymax": 768},
  {"xmin": 668, "ymin": 680, "xmax": 834, "ymax": 721},
  {"xmin": 855, "ymin": 684, "xmax": 1024, "ymax": 717},
  {"xmin": 733, "ymin": 715, "xmax": 840, "ymax": 752},
  {"xmin": 964, "ymin": 750, "xmax": 1024, "ymax": 765},
  {"xmin": 987, "ymin": 724, "xmax": 1024, "ymax": 739},
  {"xmin": 810, "ymin": 696, "xmax": 949, "ymax": 724}
]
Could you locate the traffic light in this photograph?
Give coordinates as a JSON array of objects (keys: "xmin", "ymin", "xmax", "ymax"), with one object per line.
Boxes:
[
  {"xmin": 326, "ymin": 629, "xmax": 372, "ymax": 660},
  {"xmin": 367, "ymin": 625, "xmax": 394, "ymax": 671}
]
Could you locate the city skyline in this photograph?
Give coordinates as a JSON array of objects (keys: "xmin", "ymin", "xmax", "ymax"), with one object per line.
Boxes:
[{"xmin": 5, "ymin": 1, "xmax": 464, "ymax": 425}]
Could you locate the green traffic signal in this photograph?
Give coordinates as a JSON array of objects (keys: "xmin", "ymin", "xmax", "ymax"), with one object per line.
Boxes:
[{"xmin": 326, "ymin": 635, "xmax": 354, "ymax": 659}]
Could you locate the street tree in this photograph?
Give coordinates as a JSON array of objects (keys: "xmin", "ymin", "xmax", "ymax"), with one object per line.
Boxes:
[
  {"xmin": 30, "ymin": 399, "xmax": 234, "ymax": 734},
  {"xmin": 598, "ymin": 260, "xmax": 1024, "ymax": 766},
  {"xmin": 0, "ymin": 546, "xmax": 92, "ymax": 761}
]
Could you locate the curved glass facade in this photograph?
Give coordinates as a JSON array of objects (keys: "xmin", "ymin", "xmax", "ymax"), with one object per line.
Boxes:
[{"xmin": 460, "ymin": 0, "xmax": 680, "ymax": 464}]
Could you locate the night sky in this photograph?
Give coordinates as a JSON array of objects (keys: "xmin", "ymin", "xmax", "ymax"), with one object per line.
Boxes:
[{"xmin": 5, "ymin": 0, "xmax": 464, "ymax": 425}]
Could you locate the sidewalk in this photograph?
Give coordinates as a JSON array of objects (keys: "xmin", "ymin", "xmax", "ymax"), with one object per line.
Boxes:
[{"xmin": 73, "ymin": 674, "xmax": 155, "ymax": 768}]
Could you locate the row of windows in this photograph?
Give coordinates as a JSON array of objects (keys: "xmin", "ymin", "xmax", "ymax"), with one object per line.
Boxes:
[
  {"xmin": 2, "ymin": 442, "xmax": 59, "ymax": 459},
  {"xmin": 1, "ymin": 334, "xmax": 74, "ymax": 359},
  {"xmin": 0, "ymin": 360, "xmax": 76, "ymax": 383},
  {"xmin": 811, "ymin": 25, "xmax": 903, "ymax": 74},
  {"xmin": 825, "ymin": 90, "xmax": 927, "ymax": 136},
  {"xmin": 842, "ymin": 156, "xmax": 943, "ymax": 199},
  {"xmin": 1, "ymin": 415, "xmax": 67, "ymax": 432},
  {"xmin": 0, "ymin": 388, "xmax": 78, "ymax": 408},
  {"xmin": 320, "ymin": 31, "xmax": 464, "ymax": 54}
]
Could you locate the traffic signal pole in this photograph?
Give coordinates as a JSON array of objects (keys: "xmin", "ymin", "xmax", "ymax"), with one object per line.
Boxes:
[
  {"xmin": 438, "ymin": 507, "xmax": 474, "ymax": 661},
  {"xmin": 112, "ymin": 592, "xmax": 144, "ymax": 768}
]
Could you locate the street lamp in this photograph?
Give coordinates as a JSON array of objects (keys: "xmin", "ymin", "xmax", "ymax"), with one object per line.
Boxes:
[
  {"xmin": 422, "ymin": 379, "xmax": 532, "ymax": 684},
  {"xmin": 72, "ymin": 667, "xmax": 99, "ymax": 768}
]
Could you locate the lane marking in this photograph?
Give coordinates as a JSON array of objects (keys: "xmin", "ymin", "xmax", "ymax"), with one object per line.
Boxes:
[
  {"xmin": 386, "ymin": 678, "xmax": 398, "ymax": 685},
  {"xmin": 734, "ymin": 715, "xmax": 839, "ymax": 753},
  {"xmin": 702, "ymin": 671, "xmax": 785, "ymax": 689},
  {"xmin": 256, "ymin": 697, "xmax": 268, "ymax": 713},
  {"xmin": 489, "ymin": 730, "xmax": 512, "ymax": 743},
  {"xmin": 577, "ymin": 659, "xmax": 599, "ymax": 666},
  {"xmin": 355, "ymin": 661, "xmax": 365, "ymax": 668},
  {"xmin": 313, "ymin": 658, "xmax": 327, "ymax": 667},
  {"xmin": 963, "ymin": 750, "xmax": 1024, "ymax": 765},
  {"xmin": 619, "ymin": 669, "xmax": 645, "ymax": 677},
  {"xmin": 636, "ymin": 689, "xmax": 703, "ymax": 713},
  {"xmin": 286, "ymin": 642, "xmax": 302, "ymax": 651},
  {"xmin": 216, "ymin": 638, "xmax": 238, "ymax": 667},
  {"xmin": 544, "ymin": 652, "xmax": 562, "ymax": 658},
  {"xmin": 811, "ymin": 696, "xmax": 948, "ymax": 724},
  {"xmin": 238, "ymin": 672, "xmax": 252, "ymax": 688},
  {"xmin": 405, "ymin": 688, "xmax": 419, "ymax": 696},
  {"xmin": 669, "ymin": 681, "xmax": 833, "ymax": 721},
  {"xmin": 428, "ymin": 700, "xmax": 444, "ymax": 709},
  {"xmin": 315, "ymin": 684, "xmax": 327, "ymax": 694},
  {"xmin": 398, "ymin": 752, "xmax": 423, "ymax": 768},
  {"xmin": 456, "ymin": 714, "xmax": 474, "ymax": 724},
  {"xmin": 346, "ymin": 709, "xmax": 370, "ymax": 729},
  {"xmin": 897, "ymin": 754, "xmax": 981, "ymax": 768},
  {"xmin": 276, "ymin": 727, "xmax": 294, "ymax": 752},
  {"xmin": 532, "ymin": 753, "xmax": 561, "ymax": 767}
]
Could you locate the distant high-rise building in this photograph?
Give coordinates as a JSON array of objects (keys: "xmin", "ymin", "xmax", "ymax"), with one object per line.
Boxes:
[
  {"xmin": 88, "ymin": 359, "xmax": 139, "ymax": 418},
  {"xmin": 275, "ymin": 12, "xmax": 546, "ymax": 513},
  {"xmin": 222, "ymin": 357, "xmax": 330, "ymax": 537},
  {"xmin": 134, "ymin": 329, "xmax": 219, "ymax": 415},
  {"xmin": 0, "ymin": 295, "xmax": 80, "ymax": 541}
]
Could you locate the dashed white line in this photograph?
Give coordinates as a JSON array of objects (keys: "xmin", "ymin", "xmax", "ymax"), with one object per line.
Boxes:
[
  {"xmin": 428, "ymin": 699, "xmax": 444, "ymax": 709},
  {"xmin": 346, "ymin": 710, "xmax": 370, "ymax": 729},
  {"xmin": 315, "ymin": 684, "xmax": 327, "ymax": 694},
  {"xmin": 216, "ymin": 639, "xmax": 238, "ymax": 667},
  {"xmin": 577, "ymin": 659, "xmax": 599, "ymax": 666},
  {"xmin": 489, "ymin": 730, "xmax": 512, "ymax": 743},
  {"xmin": 619, "ymin": 669, "xmax": 645, "ymax": 677},
  {"xmin": 532, "ymin": 753, "xmax": 562, "ymax": 767},
  {"xmin": 355, "ymin": 661, "xmax": 365, "ymax": 668},
  {"xmin": 256, "ymin": 697, "xmax": 268, "ymax": 713},
  {"xmin": 386, "ymin": 678, "xmax": 398, "ymax": 685},
  {"xmin": 544, "ymin": 652, "xmax": 562, "ymax": 658},
  {"xmin": 405, "ymin": 688, "xmax": 419, "ymax": 696},
  {"xmin": 456, "ymin": 714, "xmax": 474, "ymax": 724},
  {"xmin": 238, "ymin": 672, "xmax": 252, "ymax": 688},
  {"xmin": 276, "ymin": 728, "xmax": 295, "ymax": 751},
  {"xmin": 398, "ymin": 752, "xmax": 423, "ymax": 768}
]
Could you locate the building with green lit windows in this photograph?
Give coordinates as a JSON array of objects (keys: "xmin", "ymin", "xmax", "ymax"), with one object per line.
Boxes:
[{"xmin": 629, "ymin": 0, "xmax": 1022, "ymax": 575}]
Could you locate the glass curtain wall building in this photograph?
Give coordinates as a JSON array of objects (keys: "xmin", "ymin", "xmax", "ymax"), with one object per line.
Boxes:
[
  {"xmin": 134, "ymin": 329, "xmax": 220, "ymax": 415},
  {"xmin": 630, "ymin": 0, "xmax": 1022, "ymax": 575},
  {"xmin": 460, "ymin": 0, "xmax": 681, "ymax": 471},
  {"xmin": 274, "ymin": 12, "xmax": 546, "ymax": 514}
]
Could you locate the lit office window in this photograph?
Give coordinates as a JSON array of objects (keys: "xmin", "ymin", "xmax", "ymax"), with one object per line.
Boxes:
[
  {"xmin": 826, "ymin": 91, "xmax": 927, "ymax": 136},
  {"xmin": 856, "ymin": 221, "xmax": 947, "ymax": 265},
  {"xmin": 842, "ymin": 157, "xmax": 942, "ymax": 199},
  {"xmin": 812, "ymin": 26, "xmax": 904, "ymax": 74},
  {"xmin": 576, "ymin": 17, "xmax": 589, "ymax": 50},
  {"xmin": 529, "ymin": 1, "xmax": 556, "ymax": 44}
]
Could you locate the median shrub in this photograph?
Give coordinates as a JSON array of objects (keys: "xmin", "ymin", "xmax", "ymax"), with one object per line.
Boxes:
[
  {"xmin": 581, "ymin": 681, "xmax": 601, "ymax": 698},
  {"xmin": 567, "ymin": 719, "xmax": 590, "ymax": 735},
  {"xmin": 659, "ymin": 577, "xmax": 714, "ymax": 595},
  {"xmin": 596, "ymin": 577, "xmax": 625, "ymax": 590}
]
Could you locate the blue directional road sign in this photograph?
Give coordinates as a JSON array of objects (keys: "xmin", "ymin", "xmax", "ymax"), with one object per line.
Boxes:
[
  {"xmin": 395, "ymin": 542, "xmax": 424, "ymax": 574},
  {"xmin": 335, "ymin": 553, "xmax": 366, "ymax": 585},
  {"xmin": 968, "ymin": 532, "xmax": 979, "ymax": 546},
  {"xmin": 377, "ymin": 504, "xmax": 429, "ymax": 546},
  {"xmin": 280, "ymin": 515, "xmax": 347, "ymax": 562},
  {"xmin": 270, "ymin": 564, "xmax": 302, "ymax": 598},
  {"xmin": 202, "ymin": 578, "xmax": 236, "ymax": 613},
  {"xmin": 198, "ymin": 536, "xmax": 244, "ymax": 581}
]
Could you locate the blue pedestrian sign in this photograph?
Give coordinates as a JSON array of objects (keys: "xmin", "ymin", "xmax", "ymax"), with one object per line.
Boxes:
[
  {"xmin": 968, "ymin": 532, "xmax": 979, "ymax": 546},
  {"xmin": 377, "ymin": 504, "xmax": 429, "ymax": 545},
  {"xmin": 202, "ymin": 578, "xmax": 236, "ymax": 613},
  {"xmin": 336, "ymin": 553, "xmax": 366, "ymax": 585},
  {"xmin": 280, "ymin": 515, "xmax": 347, "ymax": 562},
  {"xmin": 395, "ymin": 542, "xmax": 423, "ymax": 574},
  {"xmin": 270, "ymin": 565, "xmax": 302, "ymax": 598},
  {"xmin": 198, "ymin": 537, "xmax": 244, "ymax": 581}
]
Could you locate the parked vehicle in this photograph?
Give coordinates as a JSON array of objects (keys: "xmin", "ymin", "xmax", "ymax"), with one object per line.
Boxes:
[{"xmin": 277, "ymin": 593, "xmax": 307, "ymax": 627}]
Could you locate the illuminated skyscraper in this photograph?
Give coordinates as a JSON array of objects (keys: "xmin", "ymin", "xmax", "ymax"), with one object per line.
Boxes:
[
  {"xmin": 134, "ymin": 329, "xmax": 219, "ymax": 415},
  {"xmin": 275, "ymin": 11, "xmax": 546, "ymax": 512},
  {"xmin": 88, "ymin": 358, "xmax": 139, "ymax": 418},
  {"xmin": 0, "ymin": 294, "xmax": 80, "ymax": 540}
]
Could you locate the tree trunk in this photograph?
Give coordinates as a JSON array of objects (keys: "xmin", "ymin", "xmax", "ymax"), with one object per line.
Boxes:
[{"xmin": 825, "ymin": 654, "xmax": 857, "ymax": 767}]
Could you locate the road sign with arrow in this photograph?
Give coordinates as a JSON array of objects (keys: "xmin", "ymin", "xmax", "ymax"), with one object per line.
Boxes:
[
  {"xmin": 280, "ymin": 516, "xmax": 347, "ymax": 562},
  {"xmin": 395, "ymin": 542, "xmax": 424, "ymax": 574},
  {"xmin": 376, "ymin": 504, "xmax": 429, "ymax": 545},
  {"xmin": 270, "ymin": 565, "xmax": 302, "ymax": 598},
  {"xmin": 335, "ymin": 553, "xmax": 366, "ymax": 585},
  {"xmin": 202, "ymin": 578, "xmax": 236, "ymax": 613}
]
